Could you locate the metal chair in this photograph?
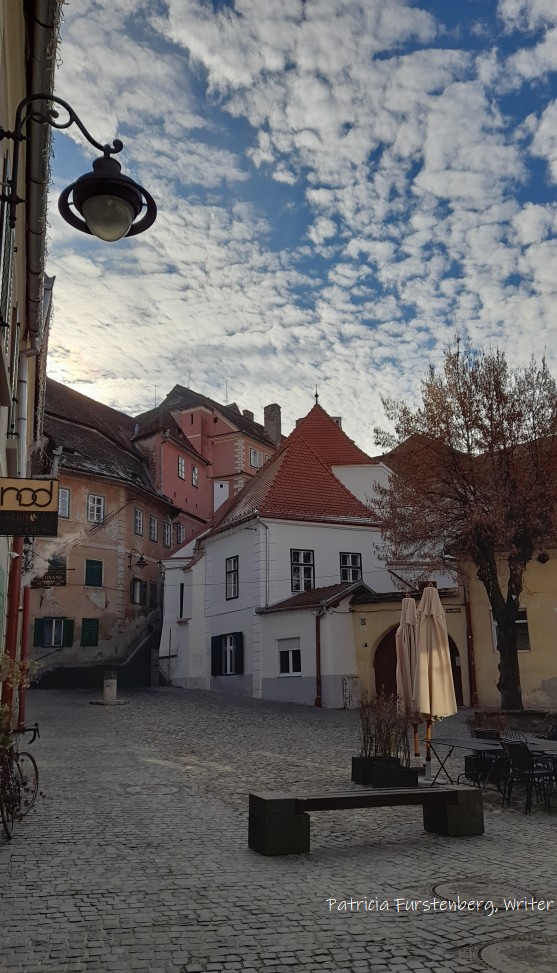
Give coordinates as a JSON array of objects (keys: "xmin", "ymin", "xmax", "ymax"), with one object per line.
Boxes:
[
  {"xmin": 500, "ymin": 730, "xmax": 527, "ymax": 742},
  {"xmin": 461, "ymin": 729, "xmax": 502, "ymax": 787},
  {"xmin": 500, "ymin": 740, "xmax": 554, "ymax": 813},
  {"xmin": 546, "ymin": 725, "xmax": 557, "ymax": 741}
]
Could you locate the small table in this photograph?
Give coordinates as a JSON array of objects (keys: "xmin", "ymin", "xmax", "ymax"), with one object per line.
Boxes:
[{"xmin": 428, "ymin": 737, "xmax": 502, "ymax": 786}]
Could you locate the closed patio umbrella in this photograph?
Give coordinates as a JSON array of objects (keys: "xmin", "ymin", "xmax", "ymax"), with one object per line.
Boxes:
[
  {"xmin": 414, "ymin": 584, "xmax": 458, "ymax": 775},
  {"xmin": 395, "ymin": 595, "xmax": 420, "ymax": 755}
]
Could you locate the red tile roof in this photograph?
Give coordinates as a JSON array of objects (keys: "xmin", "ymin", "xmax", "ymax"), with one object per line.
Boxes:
[
  {"xmin": 289, "ymin": 405, "xmax": 376, "ymax": 465},
  {"xmin": 212, "ymin": 405, "xmax": 376, "ymax": 530},
  {"xmin": 257, "ymin": 581, "xmax": 376, "ymax": 612}
]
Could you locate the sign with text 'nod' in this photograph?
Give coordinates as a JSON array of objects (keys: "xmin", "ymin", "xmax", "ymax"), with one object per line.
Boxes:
[{"xmin": 0, "ymin": 478, "xmax": 59, "ymax": 536}]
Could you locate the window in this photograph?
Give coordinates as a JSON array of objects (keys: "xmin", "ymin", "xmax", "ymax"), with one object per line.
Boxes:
[
  {"xmin": 340, "ymin": 552, "xmax": 362, "ymax": 583},
  {"xmin": 131, "ymin": 578, "xmax": 148, "ymax": 606},
  {"xmin": 134, "ymin": 507, "xmax": 144, "ymax": 536},
  {"xmin": 58, "ymin": 488, "xmax": 70, "ymax": 518},
  {"xmin": 148, "ymin": 581, "xmax": 158, "ymax": 609},
  {"xmin": 178, "ymin": 456, "xmax": 185, "ymax": 479},
  {"xmin": 87, "ymin": 494, "xmax": 105, "ymax": 523},
  {"xmin": 250, "ymin": 447, "xmax": 264, "ymax": 468},
  {"xmin": 163, "ymin": 521, "xmax": 172, "ymax": 547},
  {"xmin": 211, "ymin": 632, "xmax": 244, "ymax": 676},
  {"xmin": 491, "ymin": 607, "xmax": 531, "ymax": 652},
  {"xmin": 80, "ymin": 618, "xmax": 99, "ymax": 647},
  {"xmin": 278, "ymin": 637, "xmax": 301, "ymax": 675},
  {"xmin": 291, "ymin": 549, "xmax": 314, "ymax": 592},
  {"xmin": 179, "ymin": 582, "xmax": 185, "ymax": 618},
  {"xmin": 192, "ymin": 465, "xmax": 199, "ymax": 487},
  {"xmin": 175, "ymin": 524, "xmax": 186, "ymax": 545},
  {"xmin": 85, "ymin": 559, "xmax": 103, "ymax": 586},
  {"xmin": 33, "ymin": 617, "xmax": 74, "ymax": 648},
  {"xmin": 149, "ymin": 515, "xmax": 158, "ymax": 542},
  {"xmin": 226, "ymin": 555, "xmax": 239, "ymax": 599}
]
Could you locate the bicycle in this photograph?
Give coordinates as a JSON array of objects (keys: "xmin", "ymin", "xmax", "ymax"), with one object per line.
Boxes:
[{"xmin": 0, "ymin": 723, "xmax": 40, "ymax": 839}]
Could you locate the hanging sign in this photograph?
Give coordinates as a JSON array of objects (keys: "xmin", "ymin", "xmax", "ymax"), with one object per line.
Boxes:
[{"xmin": 0, "ymin": 478, "xmax": 59, "ymax": 536}]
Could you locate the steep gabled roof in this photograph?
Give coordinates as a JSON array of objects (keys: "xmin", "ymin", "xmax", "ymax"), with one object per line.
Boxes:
[
  {"xmin": 212, "ymin": 431, "xmax": 375, "ymax": 531},
  {"xmin": 289, "ymin": 404, "xmax": 376, "ymax": 466},
  {"xmin": 161, "ymin": 384, "xmax": 276, "ymax": 447},
  {"xmin": 132, "ymin": 405, "xmax": 208, "ymax": 465}
]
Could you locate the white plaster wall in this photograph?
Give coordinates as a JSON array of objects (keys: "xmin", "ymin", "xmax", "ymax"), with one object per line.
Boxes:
[
  {"xmin": 266, "ymin": 520, "xmax": 392, "ymax": 603},
  {"xmin": 159, "ymin": 557, "xmax": 207, "ymax": 687},
  {"xmin": 332, "ymin": 463, "xmax": 391, "ymax": 505},
  {"xmin": 205, "ymin": 523, "xmax": 257, "ymax": 616},
  {"xmin": 320, "ymin": 605, "xmax": 357, "ymax": 677},
  {"xmin": 260, "ymin": 611, "xmax": 316, "ymax": 680}
]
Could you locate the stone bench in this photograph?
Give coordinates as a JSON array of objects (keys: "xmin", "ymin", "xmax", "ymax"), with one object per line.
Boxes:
[{"xmin": 248, "ymin": 785, "xmax": 484, "ymax": 856}]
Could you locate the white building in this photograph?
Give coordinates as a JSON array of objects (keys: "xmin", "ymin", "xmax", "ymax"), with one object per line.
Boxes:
[{"xmin": 159, "ymin": 403, "xmax": 414, "ymax": 707}]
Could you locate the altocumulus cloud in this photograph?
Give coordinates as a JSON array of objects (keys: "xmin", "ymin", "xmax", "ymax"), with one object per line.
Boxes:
[{"xmin": 46, "ymin": 0, "xmax": 557, "ymax": 451}]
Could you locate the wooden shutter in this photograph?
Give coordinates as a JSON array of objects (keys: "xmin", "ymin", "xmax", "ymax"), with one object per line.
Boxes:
[
  {"xmin": 62, "ymin": 619, "xmax": 75, "ymax": 647},
  {"xmin": 33, "ymin": 618, "xmax": 44, "ymax": 646},
  {"xmin": 233, "ymin": 632, "xmax": 244, "ymax": 675},
  {"xmin": 211, "ymin": 636, "xmax": 222, "ymax": 676}
]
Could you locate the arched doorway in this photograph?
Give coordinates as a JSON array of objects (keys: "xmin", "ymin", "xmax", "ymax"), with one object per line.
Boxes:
[
  {"xmin": 373, "ymin": 628, "xmax": 397, "ymax": 696},
  {"xmin": 373, "ymin": 629, "xmax": 464, "ymax": 705}
]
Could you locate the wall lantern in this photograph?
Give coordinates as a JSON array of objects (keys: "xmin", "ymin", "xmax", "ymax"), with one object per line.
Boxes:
[
  {"xmin": 128, "ymin": 549, "xmax": 147, "ymax": 570},
  {"xmin": 0, "ymin": 94, "xmax": 157, "ymax": 242}
]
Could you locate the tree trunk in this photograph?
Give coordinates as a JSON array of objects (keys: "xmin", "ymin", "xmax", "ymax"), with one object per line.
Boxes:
[{"xmin": 495, "ymin": 615, "xmax": 523, "ymax": 710}]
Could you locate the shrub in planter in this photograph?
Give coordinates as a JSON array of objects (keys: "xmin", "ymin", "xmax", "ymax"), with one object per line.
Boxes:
[{"xmin": 352, "ymin": 691, "xmax": 420, "ymax": 787}]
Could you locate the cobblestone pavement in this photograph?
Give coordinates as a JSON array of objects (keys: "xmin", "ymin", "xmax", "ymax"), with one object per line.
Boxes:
[{"xmin": 1, "ymin": 688, "xmax": 557, "ymax": 973}]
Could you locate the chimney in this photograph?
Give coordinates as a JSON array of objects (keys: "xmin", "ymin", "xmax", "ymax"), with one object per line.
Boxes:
[
  {"xmin": 332, "ymin": 417, "xmax": 342, "ymax": 429},
  {"xmin": 243, "ymin": 409, "xmax": 254, "ymax": 421},
  {"xmin": 264, "ymin": 403, "xmax": 281, "ymax": 445}
]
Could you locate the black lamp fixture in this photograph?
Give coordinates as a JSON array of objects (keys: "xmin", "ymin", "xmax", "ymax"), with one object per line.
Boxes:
[
  {"xmin": 0, "ymin": 94, "xmax": 157, "ymax": 242},
  {"xmin": 128, "ymin": 549, "xmax": 147, "ymax": 570}
]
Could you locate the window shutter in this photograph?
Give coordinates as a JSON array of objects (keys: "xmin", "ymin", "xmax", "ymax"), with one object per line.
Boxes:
[
  {"xmin": 234, "ymin": 632, "xmax": 244, "ymax": 675},
  {"xmin": 211, "ymin": 636, "xmax": 222, "ymax": 676},
  {"xmin": 33, "ymin": 618, "xmax": 44, "ymax": 646},
  {"xmin": 62, "ymin": 619, "xmax": 75, "ymax": 647}
]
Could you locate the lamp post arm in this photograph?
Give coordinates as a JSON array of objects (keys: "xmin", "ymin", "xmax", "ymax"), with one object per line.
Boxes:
[{"xmin": 0, "ymin": 93, "xmax": 123, "ymax": 229}]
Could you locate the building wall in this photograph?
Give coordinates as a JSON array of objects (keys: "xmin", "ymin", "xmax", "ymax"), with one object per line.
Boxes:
[
  {"xmin": 159, "ymin": 555, "xmax": 207, "ymax": 689},
  {"xmin": 331, "ymin": 463, "xmax": 391, "ymax": 505},
  {"xmin": 27, "ymin": 472, "xmax": 170, "ymax": 675},
  {"xmin": 464, "ymin": 555, "xmax": 557, "ymax": 710}
]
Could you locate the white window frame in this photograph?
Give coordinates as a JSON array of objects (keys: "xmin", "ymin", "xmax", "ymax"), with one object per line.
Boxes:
[
  {"xmin": 87, "ymin": 494, "xmax": 105, "ymax": 523},
  {"xmin": 176, "ymin": 524, "xmax": 186, "ymax": 545},
  {"xmin": 226, "ymin": 555, "xmax": 239, "ymax": 600},
  {"xmin": 149, "ymin": 515, "xmax": 158, "ymax": 542},
  {"xmin": 134, "ymin": 507, "xmax": 144, "ymax": 536},
  {"xmin": 192, "ymin": 465, "xmax": 199, "ymax": 487},
  {"xmin": 278, "ymin": 638, "xmax": 301, "ymax": 676},
  {"xmin": 250, "ymin": 447, "xmax": 264, "ymax": 468},
  {"xmin": 58, "ymin": 488, "xmax": 70, "ymax": 518},
  {"xmin": 43, "ymin": 617, "xmax": 64, "ymax": 647},
  {"xmin": 131, "ymin": 578, "xmax": 148, "ymax": 606},
  {"xmin": 340, "ymin": 552, "xmax": 362, "ymax": 583},
  {"xmin": 178, "ymin": 456, "xmax": 185, "ymax": 479},
  {"xmin": 163, "ymin": 521, "xmax": 172, "ymax": 547},
  {"xmin": 291, "ymin": 549, "xmax": 314, "ymax": 592},
  {"xmin": 222, "ymin": 634, "xmax": 236, "ymax": 675}
]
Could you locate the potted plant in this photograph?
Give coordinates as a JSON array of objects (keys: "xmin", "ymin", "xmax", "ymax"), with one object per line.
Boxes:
[{"xmin": 352, "ymin": 691, "xmax": 420, "ymax": 787}]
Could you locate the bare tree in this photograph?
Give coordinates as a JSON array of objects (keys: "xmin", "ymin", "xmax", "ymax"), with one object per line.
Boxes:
[{"xmin": 372, "ymin": 343, "xmax": 557, "ymax": 710}]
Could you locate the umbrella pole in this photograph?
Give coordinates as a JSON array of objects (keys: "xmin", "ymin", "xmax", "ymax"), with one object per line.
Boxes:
[
  {"xmin": 413, "ymin": 724, "xmax": 420, "ymax": 757},
  {"xmin": 425, "ymin": 719, "xmax": 432, "ymax": 779}
]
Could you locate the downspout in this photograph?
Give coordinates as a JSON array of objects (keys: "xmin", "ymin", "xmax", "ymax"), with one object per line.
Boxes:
[
  {"xmin": 463, "ymin": 580, "xmax": 478, "ymax": 707},
  {"xmin": 17, "ymin": 352, "xmax": 29, "ymax": 475},
  {"xmin": 257, "ymin": 513, "xmax": 269, "ymax": 608},
  {"xmin": 314, "ymin": 606, "xmax": 326, "ymax": 708}
]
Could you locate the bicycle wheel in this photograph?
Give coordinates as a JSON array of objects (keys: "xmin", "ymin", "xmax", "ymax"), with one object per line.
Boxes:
[
  {"xmin": 0, "ymin": 760, "xmax": 19, "ymax": 839},
  {"xmin": 15, "ymin": 752, "xmax": 39, "ymax": 815}
]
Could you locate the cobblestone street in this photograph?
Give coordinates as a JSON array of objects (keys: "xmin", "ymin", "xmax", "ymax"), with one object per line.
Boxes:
[{"xmin": 1, "ymin": 688, "xmax": 557, "ymax": 973}]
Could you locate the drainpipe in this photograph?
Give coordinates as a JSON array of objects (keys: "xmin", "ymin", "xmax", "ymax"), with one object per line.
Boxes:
[
  {"xmin": 17, "ymin": 585, "xmax": 31, "ymax": 731},
  {"xmin": 463, "ymin": 580, "xmax": 478, "ymax": 707},
  {"xmin": 314, "ymin": 606, "xmax": 326, "ymax": 708},
  {"xmin": 17, "ymin": 353, "xmax": 29, "ymax": 475},
  {"xmin": 256, "ymin": 512, "xmax": 269, "ymax": 608}
]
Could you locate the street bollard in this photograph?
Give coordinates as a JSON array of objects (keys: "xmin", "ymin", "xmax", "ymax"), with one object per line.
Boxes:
[{"xmin": 103, "ymin": 670, "xmax": 117, "ymax": 705}]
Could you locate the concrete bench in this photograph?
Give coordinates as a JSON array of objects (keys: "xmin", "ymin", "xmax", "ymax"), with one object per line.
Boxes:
[{"xmin": 248, "ymin": 785, "xmax": 484, "ymax": 856}]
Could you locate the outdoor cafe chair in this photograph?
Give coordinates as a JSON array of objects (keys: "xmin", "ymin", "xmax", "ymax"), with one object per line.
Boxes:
[
  {"xmin": 464, "ymin": 728, "xmax": 504, "ymax": 788},
  {"xmin": 499, "ymin": 739, "xmax": 554, "ymax": 814}
]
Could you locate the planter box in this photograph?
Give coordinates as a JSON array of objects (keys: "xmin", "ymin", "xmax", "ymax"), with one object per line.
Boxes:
[{"xmin": 351, "ymin": 756, "xmax": 419, "ymax": 788}]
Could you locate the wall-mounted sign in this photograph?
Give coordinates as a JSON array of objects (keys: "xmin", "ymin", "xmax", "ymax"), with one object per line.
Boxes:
[
  {"xmin": 0, "ymin": 478, "xmax": 59, "ymax": 536},
  {"xmin": 446, "ymin": 608, "xmax": 462, "ymax": 614},
  {"xmin": 30, "ymin": 570, "xmax": 66, "ymax": 588}
]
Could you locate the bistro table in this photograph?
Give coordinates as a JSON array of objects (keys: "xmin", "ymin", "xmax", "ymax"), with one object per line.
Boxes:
[{"xmin": 427, "ymin": 737, "xmax": 503, "ymax": 786}]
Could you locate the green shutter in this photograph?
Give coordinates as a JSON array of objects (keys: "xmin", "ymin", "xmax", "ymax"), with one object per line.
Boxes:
[
  {"xmin": 234, "ymin": 632, "xmax": 244, "ymax": 675},
  {"xmin": 85, "ymin": 560, "xmax": 103, "ymax": 586},
  {"xmin": 62, "ymin": 619, "xmax": 75, "ymax": 647},
  {"xmin": 211, "ymin": 636, "xmax": 222, "ymax": 676},
  {"xmin": 80, "ymin": 618, "xmax": 99, "ymax": 647},
  {"xmin": 33, "ymin": 618, "xmax": 44, "ymax": 646}
]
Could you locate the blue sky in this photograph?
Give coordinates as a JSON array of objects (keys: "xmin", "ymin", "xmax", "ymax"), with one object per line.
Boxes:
[{"xmin": 47, "ymin": 0, "xmax": 557, "ymax": 451}]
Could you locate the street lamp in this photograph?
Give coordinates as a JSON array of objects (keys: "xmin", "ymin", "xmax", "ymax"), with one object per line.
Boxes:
[
  {"xmin": 128, "ymin": 549, "xmax": 147, "ymax": 570},
  {"xmin": 0, "ymin": 94, "xmax": 157, "ymax": 242}
]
